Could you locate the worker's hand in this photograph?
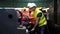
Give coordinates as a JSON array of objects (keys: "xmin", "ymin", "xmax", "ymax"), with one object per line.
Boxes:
[{"xmin": 31, "ymin": 28, "xmax": 35, "ymax": 31}]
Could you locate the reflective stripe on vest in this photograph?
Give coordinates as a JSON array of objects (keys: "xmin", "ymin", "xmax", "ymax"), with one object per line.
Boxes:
[{"xmin": 34, "ymin": 8, "xmax": 47, "ymax": 27}]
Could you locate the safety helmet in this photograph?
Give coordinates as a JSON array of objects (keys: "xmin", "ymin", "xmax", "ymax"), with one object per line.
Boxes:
[
  {"xmin": 23, "ymin": 7, "xmax": 26, "ymax": 10},
  {"xmin": 27, "ymin": 3, "xmax": 36, "ymax": 8}
]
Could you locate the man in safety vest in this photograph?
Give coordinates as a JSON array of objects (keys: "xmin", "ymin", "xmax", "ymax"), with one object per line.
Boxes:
[{"xmin": 27, "ymin": 3, "xmax": 47, "ymax": 34}]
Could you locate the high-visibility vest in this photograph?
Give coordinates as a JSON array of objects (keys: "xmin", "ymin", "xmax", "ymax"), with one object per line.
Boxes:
[
  {"xmin": 33, "ymin": 8, "xmax": 47, "ymax": 27},
  {"xmin": 21, "ymin": 11, "xmax": 27, "ymax": 20},
  {"xmin": 29, "ymin": 12, "xmax": 34, "ymax": 19},
  {"xmin": 27, "ymin": 9, "xmax": 34, "ymax": 19},
  {"xmin": 27, "ymin": 9, "xmax": 35, "ymax": 24}
]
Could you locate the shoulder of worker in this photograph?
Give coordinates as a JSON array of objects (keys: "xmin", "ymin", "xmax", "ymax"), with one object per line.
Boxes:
[
  {"xmin": 37, "ymin": 12, "xmax": 42, "ymax": 17},
  {"xmin": 35, "ymin": 8, "xmax": 42, "ymax": 17},
  {"xmin": 36, "ymin": 8, "xmax": 42, "ymax": 13}
]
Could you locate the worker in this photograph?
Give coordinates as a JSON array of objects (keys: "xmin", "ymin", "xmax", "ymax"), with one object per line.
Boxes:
[
  {"xmin": 27, "ymin": 3, "xmax": 47, "ymax": 34},
  {"xmin": 21, "ymin": 7, "xmax": 28, "ymax": 26},
  {"xmin": 26, "ymin": 7, "xmax": 36, "ymax": 33},
  {"xmin": 27, "ymin": 7, "xmax": 35, "ymax": 24}
]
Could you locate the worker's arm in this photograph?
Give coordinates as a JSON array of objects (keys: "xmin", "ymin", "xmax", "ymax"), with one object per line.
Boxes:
[
  {"xmin": 33, "ymin": 17, "xmax": 40, "ymax": 28},
  {"xmin": 31, "ymin": 12, "xmax": 42, "ymax": 31},
  {"xmin": 16, "ymin": 11, "xmax": 21, "ymax": 18}
]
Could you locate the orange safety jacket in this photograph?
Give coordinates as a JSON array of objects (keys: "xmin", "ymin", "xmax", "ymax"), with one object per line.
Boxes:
[
  {"xmin": 27, "ymin": 9, "xmax": 34, "ymax": 19},
  {"xmin": 21, "ymin": 11, "xmax": 27, "ymax": 20},
  {"xmin": 27, "ymin": 10, "xmax": 35, "ymax": 24}
]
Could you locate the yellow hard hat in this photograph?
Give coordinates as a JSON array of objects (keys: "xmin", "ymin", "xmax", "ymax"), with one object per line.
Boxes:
[{"xmin": 23, "ymin": 7, "xmax": 26, "ymax": 10}]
